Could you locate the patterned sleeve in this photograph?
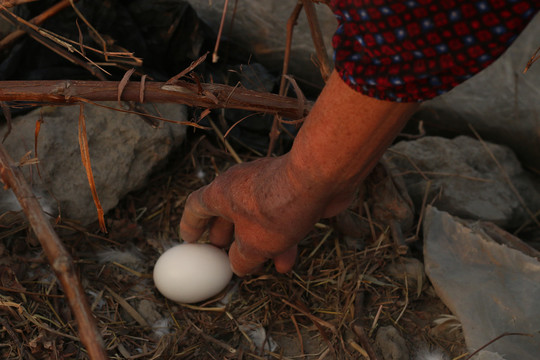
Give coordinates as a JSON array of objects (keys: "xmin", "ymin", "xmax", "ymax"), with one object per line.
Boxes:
[{"xmin": 330, "ymin": 0, "xmax": 538, "ymax": 102}]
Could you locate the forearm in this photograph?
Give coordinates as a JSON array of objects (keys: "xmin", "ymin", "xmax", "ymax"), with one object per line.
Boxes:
[
  {"xmin": 180, "ymin": 1, "xmax": 537, "ymax": 276},
  {"xmin": 286, "ymin": 70, "xmax": 418, "ymax": 195}
]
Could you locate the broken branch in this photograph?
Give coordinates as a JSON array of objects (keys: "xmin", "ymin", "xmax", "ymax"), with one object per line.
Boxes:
[
  {"xmin": 0, "ymin": 143, "xmax": 107, "ymax": 360},
  {"xmin": 0, "ymin": 80, "xmax": 311, "ymax": 119}
]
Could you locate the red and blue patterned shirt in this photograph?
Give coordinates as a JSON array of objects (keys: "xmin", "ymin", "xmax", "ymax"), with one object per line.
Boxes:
[{"xmin": 331, "ymin": 0, "xmax": 539, "ymax": 102}]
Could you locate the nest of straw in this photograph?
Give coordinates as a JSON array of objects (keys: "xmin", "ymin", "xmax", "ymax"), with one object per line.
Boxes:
[{"xmin": 0, "ymin": 131, "xmax": 466, "ymax": 359}]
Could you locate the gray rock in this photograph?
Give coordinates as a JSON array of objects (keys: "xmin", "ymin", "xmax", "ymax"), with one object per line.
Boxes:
[
  {"xmin": 413, "ymin": 13, "xmax": 540, "ymax": 172},
  {"xmin": 375, "ymin": 326, "xmax": 409, "ymax": 360},
  {"xmin": 384, "ymin": 136, "xmax": 540, "ymax": 228},
  {"xmin": 0, "ymin": 103, "xmax": 187, "ymax": 225},
  {"xmin": 384, "ymin": 257, "xmax": 425, "ymax": 295},
  {"xmin": 185, "ymin": 0, "xmax": 336, "ymax": 86}
]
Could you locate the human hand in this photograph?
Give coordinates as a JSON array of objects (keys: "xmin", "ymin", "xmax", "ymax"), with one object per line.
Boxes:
[
  {"xmin": 179, "ymin": 155, "xmax": 353, "ymax": 276},
  {"xmin": 180, "ymin": 71, "xmax": 417, "ymax": 276}
]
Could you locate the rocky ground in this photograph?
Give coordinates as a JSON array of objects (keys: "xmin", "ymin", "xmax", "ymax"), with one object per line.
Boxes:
[{"xmin": 0, "ymin": 1, "xmax": 539, "ymax": 359}]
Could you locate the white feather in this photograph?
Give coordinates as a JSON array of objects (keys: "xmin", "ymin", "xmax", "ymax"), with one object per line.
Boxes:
[{"xmin": 415, "ymin": 347, "xmax": 448, "ymax": 360}]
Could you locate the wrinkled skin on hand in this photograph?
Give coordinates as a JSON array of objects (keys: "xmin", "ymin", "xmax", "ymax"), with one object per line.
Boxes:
[
  {"xmin": 179, "ymin": 71, "xmax": 418, "ymax": 277},
  {"xmin": 179, "ymin": 155, "xmax": 354, "ymax": 276}
]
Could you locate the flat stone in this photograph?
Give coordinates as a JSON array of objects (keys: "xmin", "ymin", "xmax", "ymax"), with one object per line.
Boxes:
[{"xmin": 423, "ymin": 206, "xmax": 540, "ymax": 359}]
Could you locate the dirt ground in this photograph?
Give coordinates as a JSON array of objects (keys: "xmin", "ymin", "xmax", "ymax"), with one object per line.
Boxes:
[{"xmin": 0, "ymin": 129, "xmax": 469, "ymax": 359}]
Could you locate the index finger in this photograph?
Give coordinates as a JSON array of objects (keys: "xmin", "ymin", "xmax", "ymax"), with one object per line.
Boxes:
[{"xmin": 179, "ymin": 187, "xmax": 216, "ymax": 243}]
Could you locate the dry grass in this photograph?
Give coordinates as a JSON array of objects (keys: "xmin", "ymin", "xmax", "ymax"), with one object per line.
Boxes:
[{"xmin": 0, "ymin": 133, "xmax": 466, "ymax": 359}]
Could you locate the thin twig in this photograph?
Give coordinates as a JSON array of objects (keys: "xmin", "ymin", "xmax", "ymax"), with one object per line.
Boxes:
[
  {"xmin": 267, "ymin": 1, "xmax": 303, "ymax": 156},
  {"xmin": 78, "ymin": 104, "xmax": 107, "ymax": 233},
  {"xmin": 0, "ymin": 0, "xmax": 74, "ymax": 50},
  {"xmin": 0, "ymin": 143, "xmax": 107, "ymax": 360},
  {"xmin": 393, "ymin": 170, "xmax": 492, "ymax": 182},
  {"xmin": 105, "ymin": 286, "xmax": 149, "ymax": 327},
  {"xmin": 223, "ymin": 112, "xmax": 263, "ymax": 139},
  {"xmin": 479, "ymin": 221, "xmax": 540, "ymax": 261},
  {"xmin": 209, "ymin": 119, "xmax": 242, "ymax": 164},
  {"xmin": 0, "ymin": 5, "xmax": 107, "ymax": 80},
  {"xmin": 352, "ymin": 290, "xmax": 381, "ymax": 360},
  {"xmin": 0, "ymin": 316, "xmax": 25, "ymax": 359},
  {"xmin": 166, "ymin": 52, "xmax": 209, "ymax": 85},
  {"xmin": 279, "ymin": 1, "xmax": 303, "ymax": 98},
  {"xmin": 282, "ymin": 298, "xmax": 336, "ymax": 332},
  {"xmin": 415, "ymin": 180, "xmax": 432, "ymax": 240},
  {"xmin": 212, "ymin": 0, "xmax": 230, "ymax": 63},
  {"xmin": 463, "ymin": 332, "xmax": 532, "ymax": 360},
  {"xmin": 1, "ymin": 0, "xmax": 36, "ymax": 7},
  {"xmin": 523, "ymin": 46, "xmax": 540, "ymax": 74},
  {"xmin": 290, "ymin": 315, "xmax": 304, "ymax": 356},
  {"xmin": 301, "ymin": 0, "xmax": 332, "ymax": 81},
  {"xmin": 68, "ymin": 0, "xmax": 108, "ymax": 58},
  {"xmin": 469, "ymin": 124, "xmax": 540, "ymax": 228}
]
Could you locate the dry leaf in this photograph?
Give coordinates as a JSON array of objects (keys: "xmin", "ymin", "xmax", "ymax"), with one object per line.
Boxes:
[{"xmin": 118, "ymin": 68, "xmax": 136, "ymax": 106}]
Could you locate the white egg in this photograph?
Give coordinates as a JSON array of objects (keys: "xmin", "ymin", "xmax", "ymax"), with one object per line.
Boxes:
[{"xmin": 153, "ymin": 243, "xmax": 233, "ymax": 303}]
